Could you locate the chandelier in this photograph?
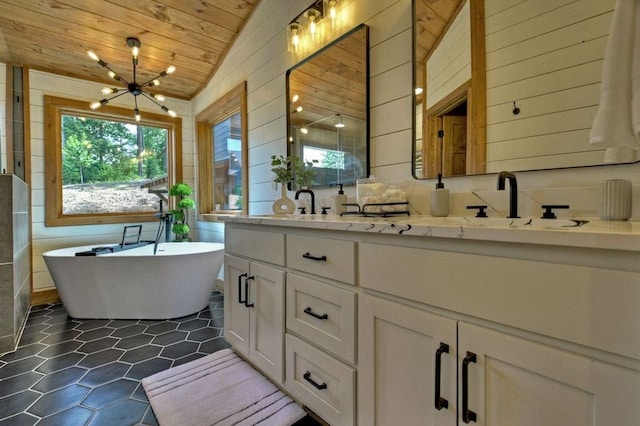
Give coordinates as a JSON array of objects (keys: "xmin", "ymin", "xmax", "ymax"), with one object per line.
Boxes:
[{"xmin": 87, "ymin": 37, "xmax": 177, "ymax": 121}]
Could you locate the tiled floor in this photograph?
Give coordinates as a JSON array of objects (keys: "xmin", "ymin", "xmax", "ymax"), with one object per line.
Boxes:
[{"xmin": 0, "ymin": 292, "xmax": 231, "ymax": 425}]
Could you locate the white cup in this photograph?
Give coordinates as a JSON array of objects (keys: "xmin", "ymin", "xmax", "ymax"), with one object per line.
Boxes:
[{"xmin": 598, "ymin": 179, "xmax": 632, "ymax": 221}]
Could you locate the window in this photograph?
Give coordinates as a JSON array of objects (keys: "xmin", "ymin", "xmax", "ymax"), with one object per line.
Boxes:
[
  {"xmin": 196, "ymin": 82, "xmax": 247, "ymax": 216},
  {"xmin": 45, "ymin": 96, "xmax": 182, "ymax": 226}
]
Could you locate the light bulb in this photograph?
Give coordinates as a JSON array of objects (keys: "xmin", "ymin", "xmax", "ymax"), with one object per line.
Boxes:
[
  {"xmin": 134, "ymin": 108, "xmax": 141, "ymax": 122},
  {"xmin": 329, "ymin": 1, "xmax": 337, "ymax": 21},
  {"xmin": 168, "ymin": 109, "xmax": 177, "ymax": 118},
  {"xmin": 152, "ymin": 79, "xmax": 160, "ymax": 87},
  {"xmin": 309, "ymin": 17, "xmax": 317, "ymax": 37},
  {"xmin": 292, "ymin": 30, "xmax": 300, "ymax": 50},
  {"xmin": 292, "ymin": 94, "xmax": 299, "ymax": 103},
  {"xmin": 131, "ymin": 46, "xmax": 139, "ymax": 58},
  {"xmin": 90, "ymin": 101, "xmax": 101, "ymax": 110},
  {"xmin": 296, "ymin": 106, "xmax": 303, "ymax": 113},
  {"xmin": 101, "ymin": 87, "xmax": 115, "ymax": 95},
  {"xmin": 415, "ymin": 87, "xmax": 424, "ymax": 95},
  {"xmin": 166, "ymin": 65, "xmax": 176, "ymax": 74},
  {"xmin": 301, "ymin": 128, "xmax": 308, "ymax": 134},
  {"xmin": 87, "ymin": 50, "xmax": 99, "ymax": 61},
  {"xmin": 154, "ymin": 94, "xmax": 166, "ymax": 102}
]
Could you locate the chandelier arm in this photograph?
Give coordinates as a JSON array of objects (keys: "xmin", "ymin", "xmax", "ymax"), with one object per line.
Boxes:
[
  {"xmin": 139, "ymin": 91, "xmax": 167, "ymax": 110},
  {"xmin": 101, "ymin": 63, "xmax": 131, "ymax": 86},
  {"xmin": 103, "ymin": 90, "xmax": 131, "ymax": 103},
  {"xmin": 139, "ymin": 72, "xmax": 167, "ymax": 88}
]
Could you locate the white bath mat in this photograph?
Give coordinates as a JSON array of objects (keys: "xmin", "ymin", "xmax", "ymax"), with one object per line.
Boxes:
[{"xmin": 141, "ymin": 349, "xmax": 306, "ymax": 426}]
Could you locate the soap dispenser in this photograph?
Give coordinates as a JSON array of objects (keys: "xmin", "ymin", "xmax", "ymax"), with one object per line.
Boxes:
[
  {"xmin": 431, "ymin": 173, "xmax": 449, "ymax": 217},
  {"xmin": 334, "ymin": 183, "xmax": 347, "ymax": 215}
]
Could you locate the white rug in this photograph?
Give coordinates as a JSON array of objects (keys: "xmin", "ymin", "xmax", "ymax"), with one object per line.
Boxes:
[{"xmin": 141, "ymin": 349, "xmax": 306, "ymax": 426}]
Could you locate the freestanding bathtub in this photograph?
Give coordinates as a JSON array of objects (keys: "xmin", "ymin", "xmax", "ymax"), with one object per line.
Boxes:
[{"xmin": 42, "ymin": 242, "xmax": 225, "ymax": 319}]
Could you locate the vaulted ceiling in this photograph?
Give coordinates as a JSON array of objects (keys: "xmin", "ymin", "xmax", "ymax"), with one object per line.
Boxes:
[{"xmin": 0, "ymin": 0, "xmax": 261, "ymax": 100}]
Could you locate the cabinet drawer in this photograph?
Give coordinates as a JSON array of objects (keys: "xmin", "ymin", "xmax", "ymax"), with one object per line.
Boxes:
[
  {"xmin": 286, "ymin": 273, "xmax": 356, "ymax": 363},
  {"xmin": 286, "ymin": 234, "xmax": 356, "ymax": 284},
  {"xmin": 225, "ymin": 226, "xmax": 285, "ymax": 265},
  {"xmin": 285, "ymin": 334, "xmax": 355, "ymax": 426}
]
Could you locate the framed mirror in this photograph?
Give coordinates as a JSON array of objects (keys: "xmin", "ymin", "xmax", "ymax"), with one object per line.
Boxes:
[
  {"xmin": 413, "ymin": 0, "xmax": 625, "ymax": 179},
  {"xmin": 287, "ymin": 23, "xmax": 369, "ymax": 189}
]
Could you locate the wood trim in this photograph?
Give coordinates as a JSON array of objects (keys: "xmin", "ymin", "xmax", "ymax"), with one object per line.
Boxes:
[
  {"xmin": 31, "ymin": 289, "xmax": 60, "ymax": 307},
  {"xmin": 469, "ymin": 0, "xmax": 487, "ymax": 175},
  {"xmin": 195, "ymin": 81, "xmax": 248, "ymax": 215},
  {"xmin": 43, "ymin": 95, "xmax": 183, "ymax": 227}
]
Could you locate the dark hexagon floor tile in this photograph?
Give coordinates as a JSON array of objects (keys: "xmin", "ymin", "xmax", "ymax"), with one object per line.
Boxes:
[
  {"xmin": 199, "ymin": 337, "xmax": 232, "ymax": 354},
  {"xmin": 141, "ymin": 406, "xmax": 159, "ymax": 426},
  {"xmin": 210, "ymin": 314, "xmax": 224, "ymax": 328},
  {"xmin": 160, "ymin": 341, "xmax": 199, "ymax": 360},
  {"xmin": 108, "ymin": 319, "xmax": 140, "ymax": 329},
  {"xmin": 43, "ymin": 312, "xmax": 73, "ymax": 325},
  {"xmin": 36, "ymin": 405, "xmax": 95, "ymax": 426},
  {"xmin": 16, "ymin": 332, "xmax": 48, "ymax": 347},
  {"xmin": 27, "ymin": 384, "xmax": 91, "ymax": 418},
  {"xmin": 0, "ymin": 412, "xmax": 39, "ymax": 426},
  {"xmin": 37, "ymin": 340, "xmax": 84, "ymax": 358},
  {"xmin": 21, "ymin": 322, "xmax": 49, "ymax": 336},
  {"xmin": 0, "ymin": 356, "xmax": 46, "ymax": 379},
  {"xmin": 171, "ymin": 352, "xmax": 206, "ymax": 368},
  {"xmin": 74, "ymin": 319, "xmax": 111, "ymax": 332},
  {"xmin": 151, "ymin": 330, "xmax": 188, "ymax": 346},
  {"xmin": 32, "ymin": 366, "xmax": 88, "ymax": 393},
  {"xmin": 145, "ymin": 322, "xmax": 177, "ymax": 335},
  {"xmin": 0, "ymin": 371, "xmax": 45, "ymax": 398},
  {"xmin": 111, "ymin": 324, "xmax": 146, "ymax": 338},
  {"xmin": 35, "ymin": 352, "xmax": 85, "ymax": 375},
  {"xmin": 187, "ymin": 327, "xmax": 221, "ymax": 342},
  {"xmin": 0, "ymin": 390, "xmax": 41, "ymax": 420},
  {"xmin": 40, "ymin": 330, "xmax": 82, "ymax": 345},
  {"xmin": 82, "ymin": 378, "xmax": 139, "ymax": 409},
  {"xmin": 126, "ymin": 358, "xmax": 173, "ymax": 380},
  {"xmin": 79, "ymin": 362, "xmax": 130, "ymax": 387},
  {"xmin": 42, "ymin": 320, "xmax": 80, "ymax": 334},
  {"xmin": 77, "ymin": 348, "xmax": 125, "ymax": 369},
  {"xmin": 177, "ymin": 318, "xmax": 209, "ymax": 331},
  {"xmin": 76, "ymin": 327, "xmax": 115, "ymax": 342},
  {"xmin": 114, "ymin": 334, "xmax": 154, "ymax": 351},
  {"xmin": 0, "ymin": 344, "xmax": 46, "ymax": 363},
  {"xmin": 87, "ymin": 398, "xmax": 148, "ymax": 426},
  {"xmin": 77, "ymin": 337, "xmax": 119, "ymax": 354},
  {"xmin": 120, "ymin": 345, "xmax": 162, "ymax": 364},
  {"xmin": 131, "ymin": 382, "xmax": 148, "ymax": 402}
]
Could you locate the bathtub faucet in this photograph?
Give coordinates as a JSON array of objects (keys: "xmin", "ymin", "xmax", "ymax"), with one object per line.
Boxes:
[{"xmin": 295, "ymin": 189, "xmax": 316, "ymax": 214}]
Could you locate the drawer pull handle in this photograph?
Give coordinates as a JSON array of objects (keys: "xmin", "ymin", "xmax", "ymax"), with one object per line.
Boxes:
[
  {"xmin": 304, "ymin": 306, "xmax": 329, "ymax": 320},
  {"xmin": 303, "ymin": 371, "xmax": 327, "ymax": 390},
  {"xmin": 302, "ymin": 252, "xmax": 327, "ymax": 261},
  {"xmin": 462, "ymin": 351, "xmax": 477, "ymax": 423},
  {"xmin": 237, "ymin": 273, "xmax": 248, "ymax": 305},
  {"xmin": 434, "ymin": 342, "xmax": 449, "ymax": 410}
]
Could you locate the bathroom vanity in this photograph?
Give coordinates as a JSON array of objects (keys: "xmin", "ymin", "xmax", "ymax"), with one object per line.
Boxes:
[{"xmin": 222, "ymin": 215, "xmax": 640, "ymax": 425}]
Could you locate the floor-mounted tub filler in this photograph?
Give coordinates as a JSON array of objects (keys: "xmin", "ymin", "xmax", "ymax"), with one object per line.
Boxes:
[{"xmin": 43, "ymin": 242, "xmax": 225, "ymax": 320}]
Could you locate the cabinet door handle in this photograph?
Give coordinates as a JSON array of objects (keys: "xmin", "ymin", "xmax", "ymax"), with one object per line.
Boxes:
[
  {"xmin": 302, "ymin": 252, "xmax": 327, "ymax": 261},
  {"xmin": 244, "ymin": 275, "xmax": 254, "ymax": 307},
  {"xmin": 434, "ymin": 342, "xmax": 449, "ymax": 410},
  {"xmin": 304, "ymin": 306, "xmax": 329, "ymax": 320},
  {"xmin": 303, "ymin": 371, "xmax": 327, "ymax": 390},
  {"xmin": 237, "ymin": 273, "xmax": 248, "ymax": 305},
  {"xmin": 462, "ymin": 351, "xmax": 477, "ymax": 423}
]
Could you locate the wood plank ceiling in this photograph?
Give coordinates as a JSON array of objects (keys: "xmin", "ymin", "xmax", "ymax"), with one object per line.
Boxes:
[{"xmin": 0, "ymin": 0, "xmax": 260, "ymax": 100}]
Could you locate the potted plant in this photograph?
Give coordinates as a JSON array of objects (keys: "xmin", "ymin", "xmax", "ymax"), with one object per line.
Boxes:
[
  {"xmin": 270, "ymin": 155, "xmax": 318, "ymax": 189},
  {"xmin": 169, "ymin": 183, "xmax": 196, "ymax": 241}
]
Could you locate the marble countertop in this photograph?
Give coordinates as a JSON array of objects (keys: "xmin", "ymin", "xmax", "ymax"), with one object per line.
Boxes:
[{"xmin": 219, "ymin": 214, "xmax": 640, "ymax": 252}]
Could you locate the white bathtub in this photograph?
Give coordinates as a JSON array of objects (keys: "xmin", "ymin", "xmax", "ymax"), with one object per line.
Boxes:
[{"xmin": 43, "ymin": 242, "xmax": 225, "ymax": 319}]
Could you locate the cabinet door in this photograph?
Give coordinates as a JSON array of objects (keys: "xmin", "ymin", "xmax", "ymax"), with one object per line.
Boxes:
[
  {"xmin": 459, "ymin": 322, "xmax": 640, "ymax": 426},
  {"xmin": 224, "ymin": 254, "xmax": 250, "ymax": 356},
  {"xmin": 359, "ymin": 294, "xmax": 457, "ymax": 425},
  {"xmin": 249, "ymin": 262, "xmax": 285, "ymax": 384}
]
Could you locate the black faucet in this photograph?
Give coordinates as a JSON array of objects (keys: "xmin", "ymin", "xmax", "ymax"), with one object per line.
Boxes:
[
  {"xmin": 295, "ymin": 189, "xmax": 316, "ymax": 214},
  {"xmin": 497, "ymin": 171, "xmax": 519, "ymax": 218}
]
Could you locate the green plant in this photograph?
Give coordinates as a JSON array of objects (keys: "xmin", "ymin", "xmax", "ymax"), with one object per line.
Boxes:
[
  {"xmin": 169, "ymin": 183, "xmax": 196, "ymax": 241},
  {"xmin": 270, "ymin": 155, "xmax": 318, "ymax": 188}
]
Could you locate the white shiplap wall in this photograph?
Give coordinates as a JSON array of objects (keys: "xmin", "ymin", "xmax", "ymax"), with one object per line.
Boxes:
[
  {"xmin": 29, "ymin": 71, "xmax": 192, "ymax": 291},
  {"xmin": 484, "ymin": 0, "xmax": 615, "ymax": 172}
]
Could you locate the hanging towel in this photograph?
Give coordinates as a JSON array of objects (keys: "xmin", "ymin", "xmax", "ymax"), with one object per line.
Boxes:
[{"xmin": 589, "ymin": 0, "xmax": 640, "ymax": 163}]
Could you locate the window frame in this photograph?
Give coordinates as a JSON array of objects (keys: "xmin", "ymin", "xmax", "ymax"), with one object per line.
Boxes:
[
  {"xmin": 196, "ymin": 82, "xmax": 248, "ymax": 217},
  {"xmin": 44, "ymin": 95, "xmax": 182, "ymax": 227}
]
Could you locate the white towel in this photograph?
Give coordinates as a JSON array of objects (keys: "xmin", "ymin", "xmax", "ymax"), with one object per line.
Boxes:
[{"xmin": 589, "ymin": 0, "xmax": 640, "ymax": 163}]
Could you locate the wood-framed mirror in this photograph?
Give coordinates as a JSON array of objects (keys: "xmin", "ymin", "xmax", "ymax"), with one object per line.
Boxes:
[
  {"xmin": 286, "ymin": 23, "xmax": 369, "ymax": 189},
  {"xmin": 413, "ymin": 0, "xmax": 626, "ymax": 179}
]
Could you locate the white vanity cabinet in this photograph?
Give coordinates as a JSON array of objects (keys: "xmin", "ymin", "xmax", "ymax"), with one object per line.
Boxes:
[
  {"xmin": 224, "ymin": 227, "xmax": 286, "ymax": 384},
  {"xmin": 358, "ymin": 241, "xmax": 640, "ymax": 425}
]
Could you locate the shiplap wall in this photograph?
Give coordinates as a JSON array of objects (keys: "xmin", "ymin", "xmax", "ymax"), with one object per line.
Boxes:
[
  {"xmin": 485, "ymin": 0, "xmax": 615, "ymax": 172},
  {"xmin": 426, "ymin": 1, "xmax": 471, "ymax": 109},
  {"xmin": 28, "ymin": 71, "xmax": 192, "ymax": 291}
]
